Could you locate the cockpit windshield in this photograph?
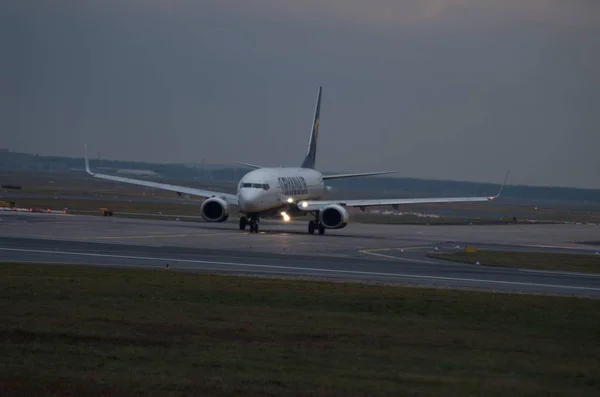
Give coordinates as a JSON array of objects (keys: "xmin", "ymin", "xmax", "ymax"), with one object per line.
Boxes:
[{"xmin": 241, "ymin": 182, "xmax": 270, "ymax": 190}]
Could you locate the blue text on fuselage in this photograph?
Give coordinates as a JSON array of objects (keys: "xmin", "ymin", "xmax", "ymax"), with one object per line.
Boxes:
[{"xmin": 278, "ymin": 176, "xmax": 308, "ymax": 196}]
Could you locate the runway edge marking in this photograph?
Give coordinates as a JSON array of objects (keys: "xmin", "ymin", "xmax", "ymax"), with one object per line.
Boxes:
[
  {"xmin": 2, "ymin": 247, "xmax": 599, "ymax": 292},
  {"xmin": 519, "ymin": 268, "xmax": 600, "ymax": 278}
]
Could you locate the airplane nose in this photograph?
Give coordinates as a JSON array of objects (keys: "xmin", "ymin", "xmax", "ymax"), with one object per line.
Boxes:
[{"xmin": 239, "ymin": 189, "xmax": 262, "ymax": 212}]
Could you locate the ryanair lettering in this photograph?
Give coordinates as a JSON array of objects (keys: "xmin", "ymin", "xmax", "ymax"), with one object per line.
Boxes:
[{"xmin": 278, "ymin": 176, "xmax": 308, "ymax": 196}]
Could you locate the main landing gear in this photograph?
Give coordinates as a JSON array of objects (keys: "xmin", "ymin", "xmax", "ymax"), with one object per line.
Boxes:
[
  {"xmin": 308, "ymin": 213, "xmax": 325, "ymax": 235},
  {"xmin": 240, "ymin": 214, "xmax": 323, "ymax": 235},
  {"xmin": 239, "ymin": 216, "xmax": 259, "ymax": 233}
]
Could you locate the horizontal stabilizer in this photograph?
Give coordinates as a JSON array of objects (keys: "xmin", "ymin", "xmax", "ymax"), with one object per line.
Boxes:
[
  {"xmin": 322, "ymin": 171, "xmax": 397, "ymax": 180},
  {"xmin": 236, "ymin": 161, "xmax": 262, "ymax": 169}
]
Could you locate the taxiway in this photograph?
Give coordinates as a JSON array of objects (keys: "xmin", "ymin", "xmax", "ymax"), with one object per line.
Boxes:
[{"xmin": 1, "ymin": 212, "xmax": 599, "ymax": 297}]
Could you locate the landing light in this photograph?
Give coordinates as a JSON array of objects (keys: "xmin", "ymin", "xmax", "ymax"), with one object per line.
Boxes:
[
  {"xmin": 300, "ymin": 201, "xmax": 308, "ymax": 208},
  {"xmin": 280, "ymin": 211, "xmax": 291, "ymax": 222},
  {"xmin": 286, "ymin": 197, "xmax": 294, "ymax": 203}
]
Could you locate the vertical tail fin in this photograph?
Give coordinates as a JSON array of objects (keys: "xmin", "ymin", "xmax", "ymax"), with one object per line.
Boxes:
[{"xmin": 300, "ymin": 86, "xmax": 322, "ymax": 169}]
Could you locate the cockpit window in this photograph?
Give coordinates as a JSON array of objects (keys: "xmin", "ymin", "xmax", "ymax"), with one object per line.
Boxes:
[{"xmin": 241, "ymin": 183, "xmax": 269, "ymax": 190}]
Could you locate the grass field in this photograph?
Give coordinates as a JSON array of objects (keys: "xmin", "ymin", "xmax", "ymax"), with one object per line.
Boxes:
[
  {"xmin": 428, "ymin": 250, "xmax": 600, "ymax": 273},
  {"xmin": 13, "ymin": 198, "xmax": 205, "ymax": 218},
  {"xmin": 1, "ymin": 263, "xmax": 599, "ymax": 396},
  {"xmin": 0, "ymin": 171, "xmax": 238, "ymax": 197}
]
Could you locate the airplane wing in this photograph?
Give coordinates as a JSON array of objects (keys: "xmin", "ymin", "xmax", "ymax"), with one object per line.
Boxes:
[
  {"xmin": 297, "ymin": 172, "xmax": 510, "ymax": 212},
  {"xmin": 322, "ymin": 171, "xmax": 397, "ymax": 180},
  {"xmin": 84, "ymin": 146, "xmax": 239, "ymax": 206}
]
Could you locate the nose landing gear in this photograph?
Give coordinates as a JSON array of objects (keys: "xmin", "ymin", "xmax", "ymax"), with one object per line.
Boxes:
[{"xmin": 240, "ymin": 216, "xmax": 259, "ymax": 233}]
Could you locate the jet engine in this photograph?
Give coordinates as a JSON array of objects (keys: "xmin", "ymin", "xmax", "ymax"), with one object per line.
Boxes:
[
  {"xmin": 319, "ymin": 204, "xmax": 349, "ymax": 229},
  {"xmin": 200, "ymin": 197, "xmax": 229, "ymax": 222}
]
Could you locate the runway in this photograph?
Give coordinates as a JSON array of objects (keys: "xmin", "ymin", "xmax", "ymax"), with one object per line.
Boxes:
[{"xmin": 1, "ymin": 211, "xmax": 600, "ymax": 297}]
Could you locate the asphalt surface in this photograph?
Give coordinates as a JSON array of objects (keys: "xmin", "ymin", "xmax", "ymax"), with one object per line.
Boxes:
[{"xmin": 1, "ymin": 211, "xmax": 600, "ymax": 297}]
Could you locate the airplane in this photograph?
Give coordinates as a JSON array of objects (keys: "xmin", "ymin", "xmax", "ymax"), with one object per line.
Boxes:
[{"xmin": 84, "ymin": 86, "xmax": 508, "ymax": 235}]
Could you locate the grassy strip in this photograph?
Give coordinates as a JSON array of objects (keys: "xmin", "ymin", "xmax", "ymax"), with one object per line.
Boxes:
[
  {"xmin": 12, "ymin": 198, "xmax": 203, "ymax": 217},
  {"xmin": 428, "ymin": 250, "xmax": 600, "ymax": 273},
  {"xmin": 0, "ymin": 263, "xmax": 599, "ymax": 396}
]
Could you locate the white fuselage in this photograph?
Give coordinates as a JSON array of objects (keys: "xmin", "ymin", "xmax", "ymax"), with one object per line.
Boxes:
[{"xmin": 237, "ymin": 167, "xmax": 324, "ymax": 214}]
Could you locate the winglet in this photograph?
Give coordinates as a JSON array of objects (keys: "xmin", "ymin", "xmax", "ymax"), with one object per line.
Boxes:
[
  {"xmin": 84, "ymin": 144, "xmax": 94, "ymax": 175},
  {"xmin": 489, "ymin": 170, "xmax": 510, "ymax": 199}
]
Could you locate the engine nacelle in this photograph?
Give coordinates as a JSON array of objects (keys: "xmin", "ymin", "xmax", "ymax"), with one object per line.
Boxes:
[
  {"xmin": 319, "ymin": 204, "xmax": 349, "ymax": 229},
  {"xmin": 200, "ymin": 197, "xmax": 229, "ymax": 222}
]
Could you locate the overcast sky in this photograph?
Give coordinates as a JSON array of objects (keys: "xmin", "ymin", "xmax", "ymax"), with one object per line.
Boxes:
[{"xmin": 1, "ymin": 1, "xmax": 599, "ymax": 188}]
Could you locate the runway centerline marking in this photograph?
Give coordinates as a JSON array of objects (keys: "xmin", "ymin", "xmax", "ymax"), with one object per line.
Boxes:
[
  {"xmin": 2, "ymin": 247, "xmax": 599, "ymax": 292},
  {"xmin": 361, "ymin": 246, "xmax": 433, "ymax": 252}
]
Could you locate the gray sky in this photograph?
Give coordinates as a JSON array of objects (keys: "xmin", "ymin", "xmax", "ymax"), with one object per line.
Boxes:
[{"xmin": 1, "ymin": 0, "xmax": 599, "ymax": 188}]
